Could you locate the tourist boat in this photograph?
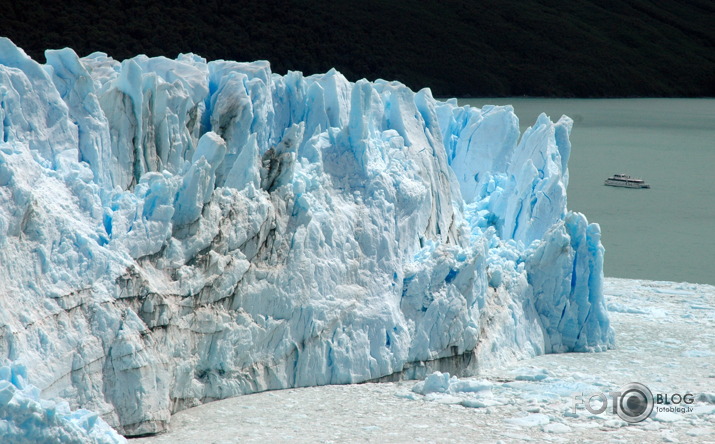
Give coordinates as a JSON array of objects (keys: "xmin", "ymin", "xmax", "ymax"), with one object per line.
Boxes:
[{"xmin": 604, "ymin": 173, "xmax": 651, "ymax": 189}]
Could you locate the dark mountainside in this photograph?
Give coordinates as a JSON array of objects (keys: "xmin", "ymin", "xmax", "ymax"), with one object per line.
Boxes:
[{"xmin": 2, "ymin": 0, "xmax": 714, "ymax": 97}]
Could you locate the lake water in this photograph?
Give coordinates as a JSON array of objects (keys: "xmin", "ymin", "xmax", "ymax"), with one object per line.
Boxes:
[{"xmin": 458, "ymin": 98, "xmax": 715, "ymax": 285}]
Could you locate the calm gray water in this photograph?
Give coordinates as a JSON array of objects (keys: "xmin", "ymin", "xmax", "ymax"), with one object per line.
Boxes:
[{"xmin": 459, "ymin": 98, "xmax": 715, "ymax": 285}]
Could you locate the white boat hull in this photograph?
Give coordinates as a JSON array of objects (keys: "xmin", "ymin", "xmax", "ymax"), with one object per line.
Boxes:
[{"xmin": 604, "ymin": 179, "xmax": 651, "ymax": 188}]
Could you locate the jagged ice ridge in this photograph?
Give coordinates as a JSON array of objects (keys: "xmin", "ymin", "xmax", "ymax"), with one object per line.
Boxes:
[{"xmin": 0, "ymin": 38, "xmax": 613, "ymax": 439}]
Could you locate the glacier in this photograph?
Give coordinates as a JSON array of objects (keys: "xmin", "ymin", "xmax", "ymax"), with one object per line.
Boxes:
[
  {"xmin": 0, "ymin": 37, "xmax": 613, "ymax": 438},
  {"xmin": 0, "ymin": 364, "xmax": 126, "ymax": 443}
]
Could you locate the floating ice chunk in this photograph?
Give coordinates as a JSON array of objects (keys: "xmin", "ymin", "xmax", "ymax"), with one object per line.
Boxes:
[
  {"xmin": 654, "ymin": 411, "xmax": 684, "ymax": 423},
  {"xmin": 412, "ymin": 372, "xmax": 451, "ymax": 395},
  {"xmin": 394, "ymin": 391, "xmax": 421, "ymax": 401},
  {"xmin": 692, "ymin": 405, "xmax": 715, "ymax": 415},
  {"xmin": 661, "ymin": 431, "xmax": 680, "ymax": 443},
  {"xmin": 511, "ymin": 367, "xmax": 553, "ymax": 381},
  {"xmin": 461, "ymin": 398, "xmax": 502, "ymax": 408},
  {"xmin": 543, "ymin": 422, "xmax": 572, "ymax": 433},
  {"xmin": 652, "ymin": 288, "xmax": 695, "ymax": 296},
  {"xmin": 686, "ymin": 427, "xmax": 713, "ymax": 437},
  {"xmin": 449, "ymin": 378, "xmax": 493, "ymax": 393},
  {"xmin": 607, "ymin": 302, "xmax": 650, "ymax": 314},
  {"xmin": 681, "ymin": 350, "xmax": 713, "ymax": 358},
  {"xmin": 504, "ymin": 413, "xmax": 550, "ymax": 427}
]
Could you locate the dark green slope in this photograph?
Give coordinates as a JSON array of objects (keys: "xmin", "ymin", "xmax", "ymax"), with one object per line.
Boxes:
[{"xmin": 2, "ymin": 0, "xmax": 713, "ymax": 97}]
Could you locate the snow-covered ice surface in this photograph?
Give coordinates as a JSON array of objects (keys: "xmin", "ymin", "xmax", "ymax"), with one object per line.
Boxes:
[
  {"xmin": 0, "ymin": 37, "xmax": 614, "ymax": 439},
  {"xmin": 136, "ymin": 278, "xmax": 715, "ymax": 443}
]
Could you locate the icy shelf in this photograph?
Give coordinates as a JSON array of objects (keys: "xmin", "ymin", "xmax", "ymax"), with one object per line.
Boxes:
[{"xmin": 0, "ymin": 37, "xmax": 612, "ymax": 438}]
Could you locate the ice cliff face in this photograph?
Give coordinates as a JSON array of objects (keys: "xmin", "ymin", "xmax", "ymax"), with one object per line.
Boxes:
[
  {"xmin": 0, "ymin": 364, "xmax": 126, "ymax": 443},
  {"xmin": 0, "ymin": 38, "xmax": 614, "ymax": 437}
]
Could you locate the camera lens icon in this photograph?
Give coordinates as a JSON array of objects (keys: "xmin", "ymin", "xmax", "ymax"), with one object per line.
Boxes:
[{"xmin": 617, "ymin": 383, "xmax": 654, "ymax": 423}]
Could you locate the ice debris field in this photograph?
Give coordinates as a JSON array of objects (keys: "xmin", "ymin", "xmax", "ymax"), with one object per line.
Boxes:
[{"xmin": 0, "ymin": 37, "xmax": 617, "ymax": 441}]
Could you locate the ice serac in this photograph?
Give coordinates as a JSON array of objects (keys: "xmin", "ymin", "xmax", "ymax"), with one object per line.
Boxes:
[
  {"xmin": 0, "ymin": 364, "xmax": 127, "ymax": 443},
  {"xmin": 0, "ymin": 37, "xmax": 614, "ymax": 439}
]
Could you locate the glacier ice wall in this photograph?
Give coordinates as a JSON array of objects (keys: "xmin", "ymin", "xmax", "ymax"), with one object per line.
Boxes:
[
  {"xmin": 0, "ymin": 364, "xmax": 126, "ymax": 443},
  {"xmin": 0, "ymin": 38, "xmax": 613, "ymax": 437}
]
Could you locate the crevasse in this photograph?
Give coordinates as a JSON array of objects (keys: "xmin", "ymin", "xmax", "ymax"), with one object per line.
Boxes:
[{"xmin": 0, "ymin": 38, "xmax": 613, "ymax": 439}]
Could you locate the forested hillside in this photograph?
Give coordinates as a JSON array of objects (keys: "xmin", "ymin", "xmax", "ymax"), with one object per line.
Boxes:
[{"xmin": 2, "ymin": 0, "xmax": 713, "ymax": 97}]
